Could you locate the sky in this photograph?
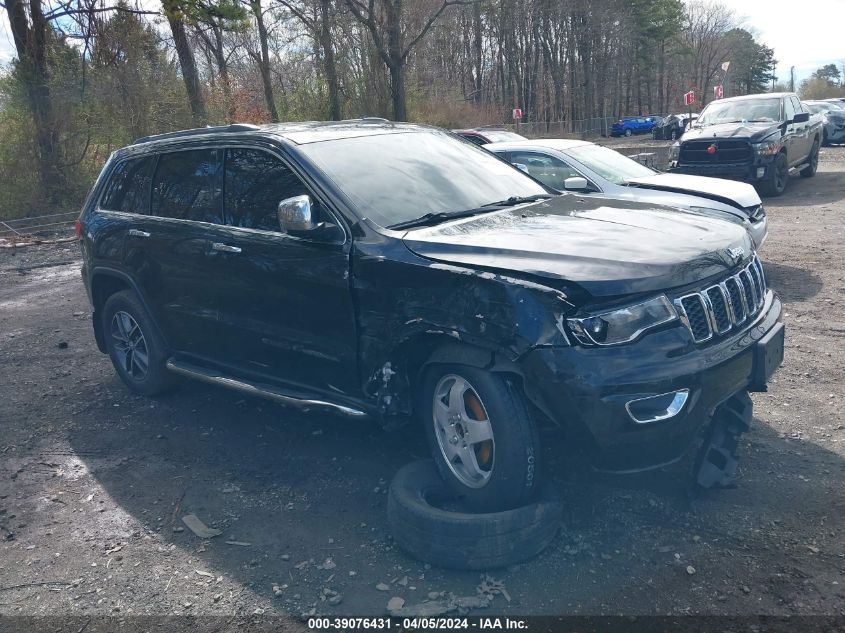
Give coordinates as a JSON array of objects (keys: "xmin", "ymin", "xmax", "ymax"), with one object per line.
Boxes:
[{"xmin": 1, "ymin": 0, "xmax": 844, "ymax": 85}]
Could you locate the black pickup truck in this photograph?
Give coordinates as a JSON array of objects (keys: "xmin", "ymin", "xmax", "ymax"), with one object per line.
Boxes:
[{"xmin": 668, "ymin": 92, "xmax": 822, "ymax": 196}]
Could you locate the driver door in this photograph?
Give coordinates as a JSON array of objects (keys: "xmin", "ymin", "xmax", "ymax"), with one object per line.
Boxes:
[{"xmin": 205, "ymin": 147, "xmax": 358, "ymax": 394}]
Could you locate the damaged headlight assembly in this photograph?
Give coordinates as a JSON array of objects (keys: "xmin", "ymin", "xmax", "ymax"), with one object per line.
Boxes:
[
  {"xmin": 567, "ymin": 295, "xmax": 677, "ymax": 346},
  {"xmin": 753, "ymin": 140, "xmax": 782, "ymax": 156}
]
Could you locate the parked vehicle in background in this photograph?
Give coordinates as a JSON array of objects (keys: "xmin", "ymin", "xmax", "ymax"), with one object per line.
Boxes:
[
  {"xmin": 77, "ymin": 120, "xmax": 783, "ymax": 512},
  {"xmin": 485, "ymin": 139, "xmax": 767, "ymax": 247},
  {"xmin": 611, "ymin": 116, "xmax": 662, "ymax": 137},
  {"xmin": 452, "ymin": 126, "xmax": 527, "ymax": 145},
  {"xmin": 668, "ymin": 93, "xmax": 823, "ymax": 197},
  {"xmin": 653, "ymin": 113, "xmax": 698, "ymax": 140},
  {"xmin": 804, "ymin": 100, "xmax": 845, "ymax": 146}
]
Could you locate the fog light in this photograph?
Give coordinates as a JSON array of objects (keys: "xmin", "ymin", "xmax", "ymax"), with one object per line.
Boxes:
[
  {"xmin": 757, "ymin": 167, "xmax": 765, "ymax": 178},
  {"xmin": 625, "ymin": 389, "xmax": 689, "ymax": 424}
]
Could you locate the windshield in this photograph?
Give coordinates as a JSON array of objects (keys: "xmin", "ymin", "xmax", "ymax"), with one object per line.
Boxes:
[
  {"xmin": 482, "ymin": 131, "xmax": 528, "ymax": 142},
  {"xmin": 299, "ymin": 130, "xmax": 547, "ymax": 228},
  {"xmin": 808, "ymin": 102, "xmax": 843, "ymax": 112},
  {"xmin": 565, "ymin": 143, "xmax": 656, "ymax": 185},
  {"xmin": 696, "ymin": 98, "xmax": 781, "ymax": 125}
]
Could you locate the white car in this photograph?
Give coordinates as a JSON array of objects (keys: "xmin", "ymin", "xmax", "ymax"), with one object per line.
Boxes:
[{"xmin": 485, "ymin": 139, "xmax": 768, "ymax": 247}]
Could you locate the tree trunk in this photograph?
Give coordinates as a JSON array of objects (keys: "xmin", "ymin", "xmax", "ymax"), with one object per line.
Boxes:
[
  {"xmin": 7, "ymin": 0, "xmax": 65, "ymax": 200},
  {"xmin": 251, "ymin": 0, "xmax": 279, "ymax": 122},
  {"xmin": 472, "ymin": 1, "xmax": 483, "ymax": 103},
  {"xmin": 168, "ymin": 14, "xmax": 207, "ymax": 124},
  {"xmin": 318, "ymin": 0, "xmax": 341, "ymax": 120}
]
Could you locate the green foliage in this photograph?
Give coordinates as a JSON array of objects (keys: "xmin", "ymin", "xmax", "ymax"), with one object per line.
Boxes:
[{"xmin": 724, "ymin": 28, "xmax": 776, "ymax": 95}]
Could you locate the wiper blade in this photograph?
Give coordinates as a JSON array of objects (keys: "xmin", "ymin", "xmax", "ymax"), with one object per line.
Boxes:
[
  {"xmin": 388, "ymin": 208, "xmax": 495, "ymax": 230},
  {"xmin": 389, "ymin": 195, "xmax": 550, "ymax": 230},
  {"xmin": 480, "ymin": 194, "xmax": 551, "ymax": 207}
]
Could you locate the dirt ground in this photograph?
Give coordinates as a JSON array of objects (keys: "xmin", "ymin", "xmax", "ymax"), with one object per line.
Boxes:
[{"xmin": 1, "ymin": 148, "xmax": 844, "ymax": 624}]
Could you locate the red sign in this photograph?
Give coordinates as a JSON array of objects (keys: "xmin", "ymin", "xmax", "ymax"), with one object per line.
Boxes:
[
  {"xmin": 512, "ymin": 108, "xmax": 523, "ymax": 120},
  {"xmin": 684, "ymin": 91, "xmax": 695, "ymax": 107},
  {"xmin": 714, "ymin": 85, "xmax": 724, "ymax": 99}
]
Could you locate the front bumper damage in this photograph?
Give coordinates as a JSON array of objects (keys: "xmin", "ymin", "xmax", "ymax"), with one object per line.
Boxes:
[
  {"xmin": 668, "ymin": 154, "xmax": 776, "ymax": 182},
  {"xmin": 518, "ymin": 290, "xmax": 783, "ymax": 481}
]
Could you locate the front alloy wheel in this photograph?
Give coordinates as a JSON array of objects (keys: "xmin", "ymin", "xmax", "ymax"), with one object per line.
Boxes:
[
  {"xmin": 432, "ymin": 374, "xmax": 496, "ymax": 489},
  {"xmin": 422, "ymin": 364, "xmax": 541, "ymax": 512}
]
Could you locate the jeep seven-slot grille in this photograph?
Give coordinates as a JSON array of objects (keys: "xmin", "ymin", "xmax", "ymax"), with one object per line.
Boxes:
[
  {"xmin": 679, "ymin": 139, "xmax": 752, "ymax": 164},
  {"xmin": 675, "ymin": 255, "xmax": 768, "ymax": 344}
]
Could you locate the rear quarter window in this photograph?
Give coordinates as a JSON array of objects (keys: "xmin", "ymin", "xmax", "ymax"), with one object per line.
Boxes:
[{"xmin": 99, "ymin": 156, "xmax": 155, "ymax": 214}]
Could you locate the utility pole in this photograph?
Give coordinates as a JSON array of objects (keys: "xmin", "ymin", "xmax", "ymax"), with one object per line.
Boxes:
[{"xmin": 789, "ymin": 66, "xmax": 795, "ymax": 92}]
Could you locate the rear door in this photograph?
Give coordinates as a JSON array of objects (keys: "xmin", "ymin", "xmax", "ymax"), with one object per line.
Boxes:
[
  {"xmin": 122, "ymin": 148, "xmax": 230, "ymax": 356},
  {"xmin": 205, "ymin": 146, "xmax": 358, "ymax": 394}
]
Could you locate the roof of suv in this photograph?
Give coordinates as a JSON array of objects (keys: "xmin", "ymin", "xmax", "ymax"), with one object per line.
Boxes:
[
  {"xmin": 131, "ymin": 118, "xmax": 429, "ymax": 148},
  {"xmin": 712, "ymin": 92, "xmax": 794, "ymax": 104}
]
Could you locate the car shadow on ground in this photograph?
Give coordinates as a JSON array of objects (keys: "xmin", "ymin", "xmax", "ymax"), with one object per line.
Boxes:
[
  {"xmin": 66, "ymin": 374, "xmax": 845, "ymax": 615},
  {"xmin": 773, "ymin": 169, "xmax": 845, "ymax": 206},
  {"xmin": 761, "ymin": 261, "xmax": 823, "ymax": 303}
]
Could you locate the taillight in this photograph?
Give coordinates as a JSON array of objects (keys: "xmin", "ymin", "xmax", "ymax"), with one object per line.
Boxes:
[{"xmin": 75, "ymin": 219, "xmax": 83, "ymax": 239}]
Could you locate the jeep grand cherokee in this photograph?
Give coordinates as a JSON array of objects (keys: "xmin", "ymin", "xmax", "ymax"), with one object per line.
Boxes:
[{"xmin": 77, "ymin": 120, "xmax": 785, "ymax": 512}]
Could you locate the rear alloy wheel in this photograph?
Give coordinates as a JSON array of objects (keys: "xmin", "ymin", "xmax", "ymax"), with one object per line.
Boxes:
[
  {"xmin": 102, "ymin": 290, "xmax": 173, "ymax": 396},
  {"xmin": 800, "ymin": 140, "xmax": 819, "ymax": 178},
  {"xmin": 759, "ymin": 152, "xmax": 789, "ymax": 197},
  {"xmin": 624, "ymin": 128, "xmax": 632, "ymax": 137},
  {"xmin": 422, "ymin": 365, "xmax": 540, "ymax": 512}
]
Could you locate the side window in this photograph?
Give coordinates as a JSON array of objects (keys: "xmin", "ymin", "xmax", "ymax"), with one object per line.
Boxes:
[
  {"xmin": 100, "ymin": 156, "xmax": 155, "ymax": 214},
  {"xmin": 151, "ymin": 149, "xmax": 223, "ymax": 223},
  {"xmin": 510, "ymin": 152, "xmax": 582, "ymax": 190},
  {"xmin": 783, "ymin": 98, "xmax": 795, "ymax": 122},
  {"xmin": 790, "ymin": 96, "xmax": 803, "ymax": 115},
  {"xmin": 224, "ymin": 148, "xmax": 317, "ymax": 232}
]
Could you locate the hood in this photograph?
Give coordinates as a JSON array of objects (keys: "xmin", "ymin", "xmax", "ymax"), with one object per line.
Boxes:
[
  {"xmin": 402, "ymin": 195, "xmax": 753, "ymax": 298},
  {"xmin": 682, "ymin": 121, "xmax": 780, "ymax": 143},
  {"xmin": 624, "ymin": 173, "xmax": 761, "ymax": 210}
]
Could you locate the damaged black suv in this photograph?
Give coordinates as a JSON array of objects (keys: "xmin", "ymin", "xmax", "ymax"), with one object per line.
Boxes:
[{"xmin": 78, "ymin": 120, "xmax": 784, "ymax": 512}]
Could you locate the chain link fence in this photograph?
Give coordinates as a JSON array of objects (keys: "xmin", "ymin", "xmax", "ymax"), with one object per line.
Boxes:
[{"xmin": 513, "ymin": 117, "xmax": 618, "ymax": 139}]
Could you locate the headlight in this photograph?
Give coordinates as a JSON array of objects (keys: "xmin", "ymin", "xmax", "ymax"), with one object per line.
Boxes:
[
  {"xmin": 567, "ymin": 295, "xmax": 678, "ymax": 346},
  {"xmin": 753, "ymin": 140, "xmax": 782, "ymax": 156},
  {"xmin": 669, "ymin": 143, "xmax": 680, "ymax": 161}
]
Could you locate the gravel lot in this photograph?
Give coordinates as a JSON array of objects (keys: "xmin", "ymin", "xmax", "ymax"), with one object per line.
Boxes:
[{"xmin": 2, "ymin": 148, "xmax": 844, "ymax": 623}]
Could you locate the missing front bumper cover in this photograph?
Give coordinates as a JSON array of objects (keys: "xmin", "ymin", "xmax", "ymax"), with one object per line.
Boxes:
[{"xmin": 693, "ymin": 391, "xmax": 753, "ymax": 489}]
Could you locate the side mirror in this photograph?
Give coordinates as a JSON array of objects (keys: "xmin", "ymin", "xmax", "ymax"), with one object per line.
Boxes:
[
  {"xmin": 278, "ymin": 195, "xmax": 316, "ymax": 233},
  {"xmin": 512, "ymin": 162, "xmax": 529, "ymax": 173},
  {"xmin": 563, "ymin": 176, "xmax": 590, "ymax": 191},
  {"xmin": 277, "ymin": 194, "xmax": 343, "ymax": 242},
  {"xmin": 791, "ymin": 112, "xmax": 809, "ymax": 124}
]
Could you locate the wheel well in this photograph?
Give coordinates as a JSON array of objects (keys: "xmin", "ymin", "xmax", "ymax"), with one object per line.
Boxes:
[
  {"xmin": 91, "ymin": 274, "xmax": 131, "ymax": 312},
  {"xmin": 90, "ymin": 274, "xmax": 131, "ymax": 352},
  {"xmin": 381, "ymin": 334, "xmax": 535, "ymax": 421}
]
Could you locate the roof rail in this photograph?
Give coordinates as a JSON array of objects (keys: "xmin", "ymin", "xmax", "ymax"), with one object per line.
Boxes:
[
  {"xmin": 132, "ymin": 123, "xmax": 261, "ymax": 146},
  {"xmin": 359, "ymin": 117, "xmax": 392, "ymax": 124}
]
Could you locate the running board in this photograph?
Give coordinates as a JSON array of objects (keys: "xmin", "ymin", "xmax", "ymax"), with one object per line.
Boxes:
[{"xmin": 165, "ymin": 359, "xmax": 368, "ymax": 418}]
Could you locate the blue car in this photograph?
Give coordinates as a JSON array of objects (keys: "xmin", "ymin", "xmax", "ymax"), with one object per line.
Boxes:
[{"xmin": 611, "ymin": 115, "xmax": 662, "ymax": 137}]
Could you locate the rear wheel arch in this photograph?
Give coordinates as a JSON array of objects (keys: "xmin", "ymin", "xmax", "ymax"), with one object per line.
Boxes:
[{"xmin": 90, "ymin": 269, "xmax": 168, "ymax": 352}]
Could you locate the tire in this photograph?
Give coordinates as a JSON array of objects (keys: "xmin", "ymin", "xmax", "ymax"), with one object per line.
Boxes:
[
  {"xmin": 387, "ymin": 460, "xmax": 562, "ymax": 570},
  {"xmin": 624, "ymin": 128, "xmax": 632, "ymax": 137},
  {"xmin": 758, "ymin": 152, "xmax": 789, "ymax": 197},
  {"xmin": 102, "ymin": 290, "xmax": 173, "ymax": 396},
  {"xmin": 421, "ymin": 364, "xmax": 541, "ymax": 512},
  {"xmin": 822, "ymin": 130, "xmax": 829, "ymax": 147},
  {"xmin": 800, "ymin": 139, "xmax": 819, "ymax": 178}
]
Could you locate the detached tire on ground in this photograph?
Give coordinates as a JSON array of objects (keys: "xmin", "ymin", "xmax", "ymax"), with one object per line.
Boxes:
[{"xmin": 387, "ymin": 460, "xmax": 563, "ymax": 571}]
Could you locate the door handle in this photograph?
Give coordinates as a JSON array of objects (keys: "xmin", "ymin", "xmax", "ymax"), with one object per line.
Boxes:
[
  {"xmin": 211, "ymin": 242, "xmax": 242, "ymax": 253},
  {"xmin": 128, "ymin": 229, "xmax": 150, "ymax": 238}
]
